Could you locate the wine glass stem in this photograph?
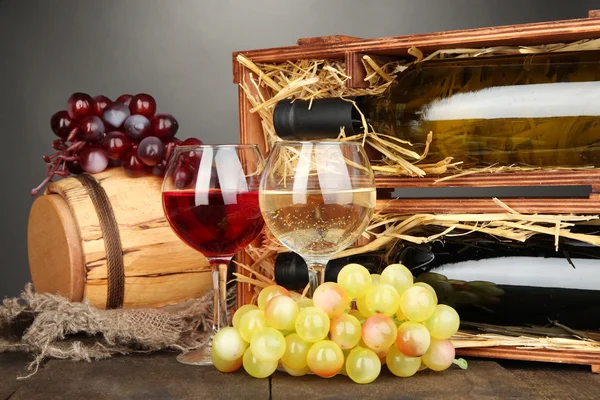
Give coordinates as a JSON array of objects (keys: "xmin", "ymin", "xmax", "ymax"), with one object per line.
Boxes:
[
  {"xmin": 209, "ymin": 260, "xmax": 231, "ymax": 332},
  {"xmin": 307, "ymin": 263, "xmax": 325, "ymax": 298}
]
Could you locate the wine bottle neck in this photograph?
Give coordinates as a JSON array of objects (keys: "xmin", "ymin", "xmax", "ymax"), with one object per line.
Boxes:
[{"xmin": 273, "ymin": 97, "xmax": 369, "ymax": 140}]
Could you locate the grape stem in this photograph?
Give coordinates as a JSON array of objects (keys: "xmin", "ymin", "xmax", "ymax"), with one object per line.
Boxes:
[
  {"xmin": 32, "ymin": 138, "xmax": 82, "ymax": 196},
  {"xmin": 453, "ymin": 358, "xmax": 469, "ymax": 370}
]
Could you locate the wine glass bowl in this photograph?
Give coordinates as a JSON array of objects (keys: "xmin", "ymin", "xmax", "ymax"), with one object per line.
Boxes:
[
  {"xmin": 259, "ymin": 141, "xmax": 376, "ymax": 296},
  {"xmin": 162, "ymin": 144, "xmax": 265, "ymax": 366}
]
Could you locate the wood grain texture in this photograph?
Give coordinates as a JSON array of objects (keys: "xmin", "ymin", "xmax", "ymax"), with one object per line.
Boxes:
[
  {"xmin": 457, "ymin": 347, "xmax": 600, "ymax": 370},
  {"xmin": 233, "ymin": 14, "xmax": 600, "ymax": 83},
  {"xmin": 235, "ymin": 65, "xmax": 270, "ymax": 308},
  {"xmin": 375, "ymin": 198, "xmax": 600, "ymax": 214},
  {"xmin": 28, "ymin": 194, "xmax": 84, "ymax": 302},
  {"xmin": 31, "ymin": 168, "xmax": 212, "ymax": 309},
  {"xmin": 297, "ymin": 35, "xmax": 362, "ymax": 46}
]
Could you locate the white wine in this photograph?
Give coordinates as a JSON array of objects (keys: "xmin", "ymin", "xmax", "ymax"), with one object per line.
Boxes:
[
  {"xmin": 260, "ymin": 188, "xmax": 376, "ymax": 260},
  {"xmin": 274, "ymin": 51, "xmax": 600, "ymax": 168}
]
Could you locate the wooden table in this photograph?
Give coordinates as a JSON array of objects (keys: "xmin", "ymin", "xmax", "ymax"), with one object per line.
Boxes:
[{"xmin": 1, "ymin": 352, "xmax": 599, "ymax": 399}]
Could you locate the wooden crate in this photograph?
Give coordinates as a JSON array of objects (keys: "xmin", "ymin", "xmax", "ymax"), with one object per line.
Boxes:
[{"xmin": 233, "ymin": 10, "xmax": 600, "ymax": 371}]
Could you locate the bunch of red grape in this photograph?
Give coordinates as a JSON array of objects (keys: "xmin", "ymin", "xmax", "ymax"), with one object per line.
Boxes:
[
  {"xmin": 213, "ymin": 263, "xmax": 466, "ymax": 384},
  {"xmin": 32, "ymin": 92, "xmax": 203, "ymax": 196}
]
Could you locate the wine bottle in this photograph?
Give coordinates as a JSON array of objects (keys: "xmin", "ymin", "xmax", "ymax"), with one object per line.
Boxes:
[
  {"xmin": 274, "ymin": 51, "xmax": 600, "ymax": 168},
  {"xmin": 273, "ymin": 228, "xmax": 600, "ymax": 330},
  {"xmin": 400, "ymin": 228, "xmax": 600, "ymax": 330}
]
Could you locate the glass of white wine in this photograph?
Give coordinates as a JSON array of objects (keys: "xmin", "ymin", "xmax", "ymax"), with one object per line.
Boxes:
[{"xmin": 259, "ymin": 141, "xmax": 376, "ymax": 296}]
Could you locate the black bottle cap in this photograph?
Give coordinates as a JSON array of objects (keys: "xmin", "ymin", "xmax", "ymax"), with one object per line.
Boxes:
[
  {"xmin": 273, "ymin": 98, "xmax": 358, "ymax": 140},
  {"xmin": 274, "ymin": 252, "xmax": 309, "ymax": 291}
]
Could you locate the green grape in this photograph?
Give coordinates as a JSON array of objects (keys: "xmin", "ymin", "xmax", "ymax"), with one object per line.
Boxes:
[
  {"xmin": 312, "ymin": 282, "xmax": 350, "ymax": 319},
  {"xmin": 400, "ymin": 285, "xmax": 437, "ymax": 322},
  {"xmin": 425, "ymin": 304, "xmax": 460, "ymax": 339},
  {"xmin": 356, "ymin": 295, "xmax": 374, "ymax": 318},
  {"xmin": 238, "ymin": 309, "xmax": 267, "ymax": 342},
  {"xmin": 265, "ymin": 295, "xmax": 299, "ymax": 331},
  {"xmin": 348, "ymin": 308, "xmax": 366, "ymax": 324},
  {"xmin": 281, "ymin": 333, "xmax": 310, "ymax": 370},
  {"xmin": 250, "ymin": 327, "xmax": 286, "ymax": 363},
  {"xmin": 414, "ymin": 282, "xmax": 438, "ymax": 303},
  {"xmin": 422, "ymin": 339, "xmax": 455, "ymax": 372},
  {"xmin": 242, "ymin": 347, "xmax": 278, "ymax": 378},
  {"xmin": 258, "ymin": 285, "xmax": 290, "ymax": 310},
  {"xmin": 295, "ymin": 307, "xmax": 330, "ymax": 343},
  {"xmin": 212, "ymin": 327, "xmax": 248, "ymax": 361},
  {"xmin": 370, "ymin": 274, "xmax": 381, "ymax": 285},
  {"xmin": 211, "ymin": 347, "xmax": 242, "ymax": 373},
  {"xmin": 364, "ymin": 283, "xmax": 401, "ymax": 316},
  {"xmin": 345, "ymin": 347, "xmax": 381, "ymax": 384},
  {"xmin": 232, "ymin": 304, "xmax": 259, "ymax": 328},
  {"xmin": 386, "ymin": 345, "xmax": 421, "ymax": 378},
  {"xmin": 361, "ymin": 313, "xmax": 397, "ymax": 351},
  {"xmin": 282, "ymin": 363, "xmax": 310, "ymax": 376},
  {"xmin": 337, "ymin": 263, "xmax": 372, "ymax": 299},
  {"xmin": 329, "ymin": 314, "xmax": 362, "ymax": 350},
  {"xmin": 306, "ymin": 340, "xmax": 344, "ymax": 378},
  {"xmin": 381, "ymin": 263, "xmax": 414, "ymax": 296},
  {"xmin": 396, "ymin": 321, "xmax": 431, "ymax": 357},
  {"xmin": 296, "ymin": 298, "xmax": 314, "ymax": 311}
]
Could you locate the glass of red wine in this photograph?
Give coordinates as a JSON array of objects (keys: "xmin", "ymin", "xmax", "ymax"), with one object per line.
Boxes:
[{"xmin": 162, "ymin": 144, "xmax": 265, "ymax": 366}]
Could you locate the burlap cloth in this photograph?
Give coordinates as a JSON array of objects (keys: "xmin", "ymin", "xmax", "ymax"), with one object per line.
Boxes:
[{"xmin": 0, "ymin": 284, "xmax": 220, "ymax": 378}]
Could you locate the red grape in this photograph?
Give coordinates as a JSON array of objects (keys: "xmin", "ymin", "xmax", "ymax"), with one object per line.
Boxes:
[
  {"xmin": 52, "ymin": 139, "xmax": 67, "ymax": 151},
  {"xmin": 67, "ymin": 92, "xmax": 95, "ymax": 120},
  {"xmin": 102, "ymin": 103, "xmax": 131, "ymax": 129},
  {"xmin": 78, "ymin": 115, "xmax": 105, "ymax": 142},
  {"xmin": 79, "ymin": 147, "xmax": 109, "ymax": 174},
  {"xmin": 123, "ymin": 115, "xmax": 151, "ymax": 142},
  {"xmin": 180, "ymin": 138, "xmax": 204, "ymax": 146},
  {"xmin": 122, "ymin": 150, "xmax": 148, "ymax": 177},
  {"xmin": 108, "ymin": 159, "xmax": 122, "ymax": 167},
  {"xmin": 66, "ymin": 160, "xmax": 83, "ymax": 174},
  {"xmin": 137, "ymin": 136, "xmax": 164, "ymax": 166},
  {"xmin": 116, "ymin": 94, "xmax": 133, "ymax": 107},
  {"xmin": 151, "ymin": 160, "xmax": 167, "ymax": 177},
  {"xmin": 51, "ymin": 110, "xmax": 76, "ymax": 139},
  {"xmin": 102, "ymin": 131, "xmax": 131, "ymax": 160},
  {"xmin": 93, "ymin": 95, "xmax": 112, "ymax": 116},
  {"xmin": 129, "ymin": 93, "xmax": 157, "ymax": 118},
  {"xmin": 173, "ymin": 165, "xmax": 193, "ymax": 189},
  {"xmin": 151, "ymin": 114, "xmax": 179, "ymax": 140}
]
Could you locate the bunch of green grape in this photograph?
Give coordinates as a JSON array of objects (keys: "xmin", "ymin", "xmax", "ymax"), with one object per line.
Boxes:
[{"xmin": 211, "ymin": 263, "xmax": 462, "ymax": 384}]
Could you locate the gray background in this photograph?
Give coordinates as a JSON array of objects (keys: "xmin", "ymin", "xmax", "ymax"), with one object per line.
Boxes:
[{"xmin": 0, "ymin": 0, "xmax": 598, "ymax": 297}]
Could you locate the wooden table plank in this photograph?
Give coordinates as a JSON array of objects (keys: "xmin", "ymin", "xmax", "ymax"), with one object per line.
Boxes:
[
  {"xmin": 271, "ymin": 360, "xmax": 535, "ymax": 400},
  {"xmin": 0, "ymin": 353, "xmax": 32, "ymax": 400},
  {"xmin": 498, "ymin": 360, "xmax": 600, "ymax": 400},
  {"xmin": 4, "ymin": 352, "xmax": 269, "ymax": 400}
]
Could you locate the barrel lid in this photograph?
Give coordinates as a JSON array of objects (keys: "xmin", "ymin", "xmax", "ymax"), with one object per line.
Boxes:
[{"xmin": 28, "ymin": 194, "xmax": 84, "ymax": 301}]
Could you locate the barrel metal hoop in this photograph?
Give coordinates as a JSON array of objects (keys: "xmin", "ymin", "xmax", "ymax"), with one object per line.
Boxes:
[{"xmin": 75, "ymin": 174, "xmax": 125, "ymax": 309}]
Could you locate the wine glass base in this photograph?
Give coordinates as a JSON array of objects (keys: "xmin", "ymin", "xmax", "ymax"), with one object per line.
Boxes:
[{"xmin": 176, "ymin": 347, "xmax": 213, "ymax": 366}]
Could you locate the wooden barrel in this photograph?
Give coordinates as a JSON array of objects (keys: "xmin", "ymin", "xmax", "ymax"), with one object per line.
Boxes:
[{"xmin": 27, "ymin": 168, "xmax": 212, "ymax": 309}]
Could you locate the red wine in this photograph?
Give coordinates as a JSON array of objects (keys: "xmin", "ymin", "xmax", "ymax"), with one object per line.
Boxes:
[{"xmin": 163, "ymin": 190, "xmax": 264, "ymax": 258}]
